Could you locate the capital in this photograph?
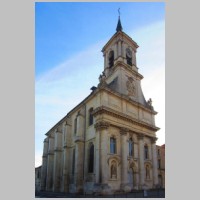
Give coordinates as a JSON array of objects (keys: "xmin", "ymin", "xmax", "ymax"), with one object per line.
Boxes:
[
  {"xmin": 120, "ymin": 127, "xmax": 129, "ymax": 135},
  {"xmin": 94, "ymin": 121, "xmax": 109, "ymax": 131},
  {"xmin": 151, "ymin": 137, "xmax": 157, "ymax": 144},
  {"xmin": 137, "ymin": 133, "xmax": 144, "ymax": 140}
]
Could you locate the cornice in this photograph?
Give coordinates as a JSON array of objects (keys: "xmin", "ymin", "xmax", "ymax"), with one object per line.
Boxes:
[
  {"xmin": 93, "ymin": 106, "xmax": 159, "ymax": 132},
  {"xmin": 54, "ymin": 147, "xmax": 63, "ymax": 152},
  {"xmin": 102, "ymin": 31, "xmax": 139, "ymax": 52},
  {"xmin": 111, "ymin": 60, "xmax": 143, "ymax": 80}
]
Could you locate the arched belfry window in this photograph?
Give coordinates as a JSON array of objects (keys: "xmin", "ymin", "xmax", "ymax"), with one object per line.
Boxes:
[
  {"xmin": 110, "ymin": 137, "xmax": 116, "ymax": 154},
  {"xmin": 126, "ymin": 48, "xmax": 132, "ymax": 66},
  {"xmin": 89, "ymin": 108, "xmax": 93, "ymax": 126},
  {"xmin": 129, "ymin": 138, "xmax": 134, "ymax": 156},
  {"xmin": 109, "ymin": 50, "xmax": 114, "ymax": 68},
  {"xmin": 144, "ymin": 144, "xmax": 149, "ymax": 159},
  {"xmin": 88, "ymin": 144, "xmax": 94, "ymax": 173}
]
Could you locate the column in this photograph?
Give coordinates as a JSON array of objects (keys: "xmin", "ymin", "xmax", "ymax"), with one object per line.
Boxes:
[
  {"xmin": 120, "ymin": 128, "xmax": 130, "ymax": 191},
  {"xmin": 40, "ymin": 138, "xmax": 49, "ymax": 191},
  {"xmin": 46, "ymin": 135, "xmax": 54, "ymax": 191},
  {"xmin": 151, "ymin": 137, "xmax": 159, "ymax": 187},
  {"xmin": 53, "ymin": 128, "xmax": 63, "ymax": 192},
  {"xmin": 138, "ymin": 134, "xmax": 145, "ymax": 189},
  {"xmin": 62, "ymin": 121, "xmax": 71, "ymax": 192},
  {"xmin": 94, "ymin": 121, "xmax": 110, "ymax": 186}
]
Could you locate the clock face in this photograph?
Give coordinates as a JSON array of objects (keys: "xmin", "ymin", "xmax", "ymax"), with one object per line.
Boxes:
[{"xmin": 126, "ymin": 48, "xmax": 132, "ymax": 57}]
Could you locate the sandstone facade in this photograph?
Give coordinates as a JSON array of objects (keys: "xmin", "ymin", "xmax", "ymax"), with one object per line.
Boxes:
[{"xmin": 40, "ymin": 17, "xmax": 161, "ymax": 194}]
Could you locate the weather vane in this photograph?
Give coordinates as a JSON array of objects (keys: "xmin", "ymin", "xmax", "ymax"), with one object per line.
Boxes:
[{"xmin": 118, "ymin": 8, "xmax": 120, "ymax": 17}]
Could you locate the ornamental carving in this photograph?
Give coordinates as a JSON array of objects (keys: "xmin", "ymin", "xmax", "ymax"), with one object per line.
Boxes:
[
  {"xmin": 126, "ymin": 76, "xmax": 136, "ymax": 96},
  {"xmin": 120, "ymin": 127, "xmax": 129, "ymax": 135},
  {"xmin": 94, "ymin": 121, "xmax": 109, "ymax": 131},
  {"xmin": 151, "ymin": 137, "xmax": 157, "ymax": 144},
  {"xmin": 137, "ymin": 133, "xmax": 144, "ymax": 140}
]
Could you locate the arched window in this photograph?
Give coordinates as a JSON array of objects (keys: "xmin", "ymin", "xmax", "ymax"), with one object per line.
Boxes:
[
  {"xmin": 109, "ymin": 50, "xmax": 114, "ymax": 68},
  {"xmin": 144, "ymin": 144, "xmax": 148, "ymax": 159},
  {"xmin": 110, "ymin": 137, "xmax": 116, "ymax": 154},
  {"xmin": 88, "ymin": 144, "xmax": 94, "ymax": 173},
  {"xmin": 88, "ymin": 108, "xmax": 93, "ymax": 126},
  {"xmin": 111, "ymin": 161, "xmax": 117, "ymax": 179},
  {"xmin": 129, "ymin": 138, "xmax": 134, "ymax": 156},
  {"xmin": 74, "ymin": 117, "xmax": 77, "ymax": 134},
  {"xmin": 126, "ymin": 48, "xmax": 132, "ymax": 66},
  {"xmin": 146, "ymin": 165, "xmax": 150, "ymax": 179}
]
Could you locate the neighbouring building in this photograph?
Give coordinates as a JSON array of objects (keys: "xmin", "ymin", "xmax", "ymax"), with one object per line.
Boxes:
[
  {"xmin": 157, "ymin": 144, "xmax": 165, "ymax": 188},
  {"xmin": 40, "ymin": 16, "xmax": 162, "ymax": 195},
  {"xmin": 35, "ymin": 166, "xmax": 42, "ymax": 192}
]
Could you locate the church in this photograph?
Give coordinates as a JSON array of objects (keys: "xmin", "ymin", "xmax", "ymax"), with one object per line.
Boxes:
[{"xmin": 40, "ymin": 16, "xmax": 160, "ymax": 195}]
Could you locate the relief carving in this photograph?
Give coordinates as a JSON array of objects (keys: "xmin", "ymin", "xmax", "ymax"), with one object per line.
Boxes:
[{"xmin": 126, "ymin": 76, "xmax": 136, "ymax": 96}]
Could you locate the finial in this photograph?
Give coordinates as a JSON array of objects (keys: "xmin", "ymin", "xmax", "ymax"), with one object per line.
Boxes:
[{"xmin": 116, "ymin": 8, "xmax": 123, "ymax": 32}]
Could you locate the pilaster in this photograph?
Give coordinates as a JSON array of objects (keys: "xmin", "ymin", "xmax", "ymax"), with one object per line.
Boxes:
[
  {"xmin": 46, "ymin": 136, "xmax": 55, "ymax": 191},
  {"xmin": 53, "ymin": 128, "xmax": 63, "ymax": 192},
  {"xmin": 137, "ymin": 133, "xmax": 145, "ymax": 189},
  {"xmin": 62, "ymin": 121, "xmax": 70, "ymax": 192},
  {"xmin": 40, "ymin": 138, "xmax": 48, "ymax": 191},
  {"xmin": 120, "ymin": 128, "xmax": 131, "ymax": 192},
  {"xmin": 151, "ymin": 137, "xmax": 159, "ymax": 188}
]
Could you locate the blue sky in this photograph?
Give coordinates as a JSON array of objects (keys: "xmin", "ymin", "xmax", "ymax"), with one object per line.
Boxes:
[{"xmin": 35, "ymin": 2, "xmax": 165, "ymax": 167}]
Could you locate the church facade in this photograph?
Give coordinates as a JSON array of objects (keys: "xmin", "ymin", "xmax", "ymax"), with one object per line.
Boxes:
[{"xmin": 40, "ymin": 17, "xmax": 160, "ymax": 195}]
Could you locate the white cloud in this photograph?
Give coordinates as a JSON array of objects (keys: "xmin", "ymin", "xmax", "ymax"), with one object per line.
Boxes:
[{"xmin": 35, "ymin": 151, "xmax": 43, "ymax": 168}]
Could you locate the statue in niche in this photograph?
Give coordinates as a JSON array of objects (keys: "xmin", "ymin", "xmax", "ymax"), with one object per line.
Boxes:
[
  {"xmin": 111, "ymin": 163, "xmax": 117, "ymax": 179},
  {"xmin": 146, "ymin": 165, "xmax": 150, "ymax": 179},
  {"xmin": 126, "ymin": 76, "xmax": 136, "ymax": 96}
]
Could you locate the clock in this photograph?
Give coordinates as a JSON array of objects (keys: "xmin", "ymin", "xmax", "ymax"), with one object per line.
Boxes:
[{"xmin": 126, "ymin": 48, "xmax": 132, "ymax": 57}]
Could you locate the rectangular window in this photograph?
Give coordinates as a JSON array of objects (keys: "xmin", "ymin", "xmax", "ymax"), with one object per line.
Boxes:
[{"xmin": 110, "ymin": 137, "xmax": 116, "ymax": 154}]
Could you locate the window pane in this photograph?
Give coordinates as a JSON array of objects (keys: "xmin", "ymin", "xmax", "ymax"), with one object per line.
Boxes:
[{"xmin": 110, "ymin": 138, "xmax": 116, "ymax": 154}]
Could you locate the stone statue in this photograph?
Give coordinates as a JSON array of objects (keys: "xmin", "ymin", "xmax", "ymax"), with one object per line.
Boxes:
[
  {"xmin": 111, "ymin": 164, "xmax": 117, "ymax": 178},
  {"xmin": 98, "ymin": 71, "xmax": 107, "ymax": 88},
  {"xmin": 147, "ymin": 98, "xmax": 152, "ymax": 106}
]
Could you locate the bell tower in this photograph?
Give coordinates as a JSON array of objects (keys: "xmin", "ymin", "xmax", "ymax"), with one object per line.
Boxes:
[
  {"xmin": 100, "ymin": 15, "xmax": 152, "ymax": 109},
  {"xmin": 102, "ymin": 15, "xmax": 139, "ymax": 75}
]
